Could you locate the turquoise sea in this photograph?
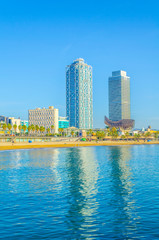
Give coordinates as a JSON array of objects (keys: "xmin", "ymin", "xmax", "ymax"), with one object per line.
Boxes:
[{"xmin": 0, "ymin": 145, "xmax": 159, "ymax": 239}]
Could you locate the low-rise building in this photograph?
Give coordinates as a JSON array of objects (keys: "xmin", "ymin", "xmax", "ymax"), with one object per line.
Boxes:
[
  {"xmin": 58, "ymin": 117, "xmax": 69, "ymax": 129},
  {"xmin": 7, "ymin": 117, "xmax": 21, "ymax": 133},
  {"xmin": 28, "ymin": 106, "xmax": 59, "ymax": 133},
  {"xmin": 21, "ymin": 120, "xmax": 29, "ymax": 133}
]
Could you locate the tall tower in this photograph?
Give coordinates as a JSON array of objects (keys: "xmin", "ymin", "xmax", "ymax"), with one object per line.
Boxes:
[
  {"xmin": 109, "ymin": 70, "xmax": 131, "ymax": 121},
  {"xmin": 66, "ymin": 58, "xmax": 93, "ymax": 129}
]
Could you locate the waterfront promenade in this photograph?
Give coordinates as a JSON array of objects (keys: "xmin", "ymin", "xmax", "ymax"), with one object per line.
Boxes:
[{"xmin": 0, "ymin": 140, "xmax": 159, "ymax": 151}]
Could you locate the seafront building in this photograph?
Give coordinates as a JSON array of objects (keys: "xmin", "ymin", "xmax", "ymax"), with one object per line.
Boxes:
[
  {"xmin": 21, "ymin": 120, "xmax": 28, "ymax": 133},
  {"xmin": 105, "ymin": 70, "xmax": 134, "ymax": 129},
  {"xmin": 58, "ymin": 117, "xmax": 69, "ymax": 129},
  {"xmin": 0, "ymin": 116, "xmax": 7, "ymax": 124},
  {"xmin": 66, "ymin": 58, "xmax": 93, "ymax": 129},
  {"xmin": 109, "ymin": 70, "xmax": 131, "ymax": 121},
  {"xmin": 28, "ymin": 106, "xmax": 59, "ymax": 133},
  {"xmin": 7, "ymin": 117, "xmax": 21, "ymax": 133}
]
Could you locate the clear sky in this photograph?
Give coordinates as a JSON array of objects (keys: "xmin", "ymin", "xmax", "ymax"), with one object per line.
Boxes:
[{"xmin": 0, "ymin": 0, "xmax": 159, "ymax": 129}]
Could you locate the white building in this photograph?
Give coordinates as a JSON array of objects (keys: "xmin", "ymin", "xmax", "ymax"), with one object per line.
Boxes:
[
  {"xmin": 28, "ymin": 106, "xmax": 59, "ymax": 133},
  {"xmin": 7, "ymin": 117, "xmax": 21, "ymax": 133}
]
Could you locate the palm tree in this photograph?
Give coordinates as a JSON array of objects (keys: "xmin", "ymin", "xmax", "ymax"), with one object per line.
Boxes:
[
  {"xmin": 125, "ymin": 132, "xmax": 130, "ymax": 141},
  {"xmin": 35, "ymin": 125, "xmax": 39, "ymax": 135},
  {"xmin": 22, "ymin": 125, "xmax": 27, "ymax": 135},
  {"xmin": 2, "ymin": 123, "xmax": 7, "ymax": 136},
  {"xmin": 121, "ymin": 135, "xmax": 126, "ymax": 140},
  {"xmin": 31, "ymin": 124, "xmax": 35, "ymax": 135},
  {"xmin": 28, "ymin": 126, "xmax": 32, "ymax": 136},
  {"xmin": 51, "ymin": 125, "xmax": 54, "ymax": 133},
  {"xmin": 32, "ymin": 125, "xmax": 35, "ymax": 136},
  {"xmin": 141, "ymin": 132, "xmax": 145, "ymax": 141},
  {"xmin": 13, "ymin": 124, "xmax": 17, "ymax": 135},
  {"xmin": 133, "ymin": 133, "xmax": 141, "ymax": 141},
  {"xmin": 87, "ymin": 129, "xmax": 93, "ymax": 141},
  {"xmin": 40, "ymin": 126, "xmax": 44, "ymax": 136},
  {"xmin": 96, "ymin": 131, "xmax": 105, "ymax": 140},
  {"xmin": 88, "ymin": 129, "xmax": 93, "ymax": 136},
  {"xmin": 154, "ymin": 131, "xmax": 159, "ymax": 141},
  {"xmin": 71, "ymin": 130, "xmax": 74, "ymax": 137},
  {"xmin": 145, "ymin": 132, "xmax": 151, "ymax": 141},
  {"xmin": 109, "ymin": 127, "xmax": 118, "ymax": 140},
  {"xmin": 42, "ymin": 127, "xmax": 45, "ymax": 135},
  {"xmin": 59, "ymin": 128, "xmax": 64, "ymax": 136},
  {"xmin": 47, "ymin": 128, "xmax": 50, "ymax": 134},
  {"xmin": 18, "ymin": 125, "xmax": 22, "ymax": 136},
  {"xmin": 7, "ymin": 123, "xmax": 12, "ymax": 135}
]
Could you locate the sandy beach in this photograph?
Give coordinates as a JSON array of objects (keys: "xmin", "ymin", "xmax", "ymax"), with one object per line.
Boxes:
[{"xmin": 0, "ymin": 141, "xmax": 158, "ymax": 151}]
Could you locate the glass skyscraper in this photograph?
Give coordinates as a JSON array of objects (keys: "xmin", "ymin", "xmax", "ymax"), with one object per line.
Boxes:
[
  {"xmin": 66, "ymin": 58, "xmax": 93, "ymax": 129},
  {"xmin": 109, "ymin": 70, "xmax": 130, "ymax": 121}
]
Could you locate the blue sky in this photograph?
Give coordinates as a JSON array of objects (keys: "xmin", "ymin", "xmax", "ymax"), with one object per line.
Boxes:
[{"xmin": 0, "ymin": 0, "xmax": 159, "ymax": 129}]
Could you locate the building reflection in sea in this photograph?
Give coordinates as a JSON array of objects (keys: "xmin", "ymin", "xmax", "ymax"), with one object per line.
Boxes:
[
  {"xmin": 0, "ymin": 149, "xmax": 61, "ymax": 194},
  {"xmin": 107, "ymin": 146, "xmax": 140, "ymax": 239},
  {"xmin": 65, "ymin": 147, "xmax": 99, "ymax": 239}
]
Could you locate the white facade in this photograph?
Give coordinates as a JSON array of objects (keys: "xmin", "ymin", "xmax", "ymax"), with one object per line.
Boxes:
[
  {"xmin": 28, "ymin": 106, "xmax": 59, "ymax": 133},
  {"xmin": 7, "ymin": 117, "xmax": 21, "ymax": 133}
]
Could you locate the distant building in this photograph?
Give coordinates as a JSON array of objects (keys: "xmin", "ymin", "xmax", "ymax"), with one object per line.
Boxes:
[
  {"xmin": 66, "ymin": 58, "xmax": 93, "ymax": 129},
  {"xmin": 0, "ymin": 116, "xmax": 7, "ymax": 135},
  {"xmin": 28, "ymin": 106, "xmax": 59, "ymax": 133},
  {"xmin": 105, "ymin": 70, "xmax": 134, "ymax": 129},
  {"xmin": 109, "ymin": 70, "xmax": 131, "ymax": 121},
  {"xmin": 21, "ymin": 120, "xmax": 29, "ymax": 133},
  {"xmin": 59, "ymin": 117, "xmax": 69, "ymax": 129},
  {"xmin": 0, "ymin": 116, "xmax": 7, "ymax": 124},
  {"xmin": 7, "ymin": 117, "xmax": 21, "ymax": 133}
]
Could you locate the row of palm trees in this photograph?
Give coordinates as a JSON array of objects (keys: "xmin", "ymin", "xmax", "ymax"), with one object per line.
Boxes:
[
  {"xmin": 87, "ymin": 127, "xmax": 159, "ymax": 141},
  {"xmin": 0, "ymin": 123, "xmax": 54, "ymax": 136},
  {"xmin": 1, "ymin": 123, "xmax": 158, "ymax": 140}
]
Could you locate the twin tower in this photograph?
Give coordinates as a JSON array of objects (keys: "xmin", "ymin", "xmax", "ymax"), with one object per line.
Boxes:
[{"xmin": 66, "ymin": 58, "xmax": 133, "ymax": 129}]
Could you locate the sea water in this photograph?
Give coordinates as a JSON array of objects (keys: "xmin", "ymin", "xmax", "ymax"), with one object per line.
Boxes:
[{"xmin": 0, "ymin": 145, "xmax": 159, "ymax": 239}]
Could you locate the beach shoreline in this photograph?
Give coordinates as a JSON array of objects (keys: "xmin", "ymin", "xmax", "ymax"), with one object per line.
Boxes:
[{"xmin": 0, "ymin": 141, "xmax": 159, "ymax": 151}]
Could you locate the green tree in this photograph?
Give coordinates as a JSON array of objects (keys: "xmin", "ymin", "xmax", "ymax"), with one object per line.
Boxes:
[
  {"xmin": 42, "ymin": 127, "xmax": 45, "ymax": 135},
  {"xmin": 18, "ymin": 125, "xmax": 22, "ymax": 135},
  {"xmin": 87, "ymin": 129, "xmax": 93, "ymax": 136},
  {"xmin": 7, "ymin": 123, "xmax": 12, "ymax": 135},
  {"xmin": 32, "ymin": 125, "xmax": 35, "ymax": 135},
  {"xmin": 121, "ymin": 135, "xmax": 126, "ymax": 140},
  {"xmin": 109, "ymin": 127, "xmax": 118, "ymax": 140},
  {"xmin": 13, "ymin": 124, "xmax": 17, "ymax": 135},
  {"xmin": 71, "ymin": 130, "xmax": 74, "ymax": 137},
  {"xmin": 145, "ymin": 132, "xmax": 151, "ymax": 141},
  {"xmin": 31, "ymin": 124, "xmax": 35, "ymax": 135},
  {"xmin": 154, "ymin": 131, "xmax": 159, "ymax": 140},
  {"xmin": 125, "ymin": 132, "xmax": 130, "ymax": 141},
  {"xmin": 96, "ymin": 131, "xmax": 105, "ymax": 140},
  {"xmin": 2, "ymin": 123, "xmax": 7, "ymax": 136},
  {"xmin": 28, "ymin": 126, "xmax": 32, "ymax": 135},
  {"xmin": 51, "ymin": 125, "xmax": 54, "ymax": 133},
  {"xmin": 22, "ymin": 125, "xmax": 27, "ymax": 135},
  {"xmin": 47, "ymin": 128, "xmax": 50, "ymax": 134},
  {"xmin": 133, "ymin": 133, "xmax": 141, "ymax": 141},
  {"xmin": 35, "ymin": 125, "xmax": 39, "ymax": 135},
  {"xmin": 40, "ymin": 126, "xmax": 45, "ymax": 136},
  {"xmin": 59, "ymin": 128, "xmax": 64, "ymax": 136}
]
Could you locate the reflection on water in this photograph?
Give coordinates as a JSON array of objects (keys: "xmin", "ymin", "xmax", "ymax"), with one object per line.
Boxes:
[
  {"xmin": 65, "ymin": 148, "xmax": 99, "ymax": 239},
  {"xmin": 108, "ymin": 147, "xmax": 140, "ymax": 239},
  {"xmin": 0, "ymin": 149, "xmax": 61, "ymax": 194},
  {"xmin": 0, "ymin": 145, "xmax": 159, "ymax": 239}
]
